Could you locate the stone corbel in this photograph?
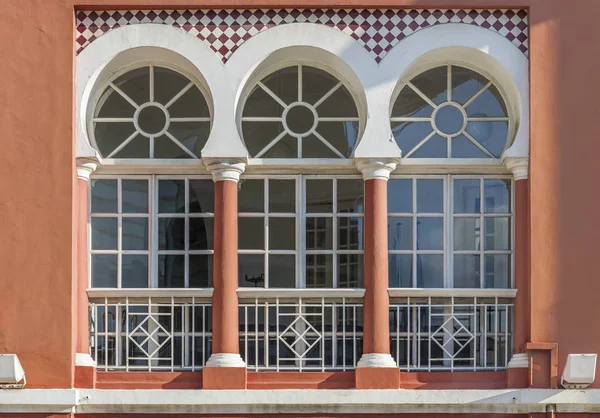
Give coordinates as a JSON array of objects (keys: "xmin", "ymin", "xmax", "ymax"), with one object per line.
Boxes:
[{"xmin": 503, "ymin": 156, "xmax": 528, "ymax": 180}]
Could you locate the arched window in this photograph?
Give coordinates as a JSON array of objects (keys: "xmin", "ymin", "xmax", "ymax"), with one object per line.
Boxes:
[
  {"xmin": 391, "ymin": 65, "xmax": 510, "ymax": 158},
  {"xmin": 241, "ymin": 64, "xmax": 359, "ymax": 158},
  {"xmin": 92, "ymin": 64, "xmax": 211, "ymax": 159}
]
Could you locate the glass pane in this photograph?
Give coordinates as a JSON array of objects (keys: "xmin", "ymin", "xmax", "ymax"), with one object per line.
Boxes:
[
  {"xmin": 417, "ymin": 179, "xmax": 443, "ymax": 213},
  {"xmin": 454, "ymin": 218, "xmax": 481, "ymax": 251},
  {"xmin": 114, "ymin": 66, "xmax": 149, "ymax": 106},
  {"xmin": 269, "ymin": 179, "xmax": 296, "ymax": 213},
  {"xmin": 454, "ymin": 179, "xmax": 481, "ymax": 214},
  {"xmin": 122, "ymin": 255, "xmax": 148, "ymax": 288},
  {"xmin": 94, "ymin": 122, "xmax": 137, "ymax": 158},
  {"xmin": 416, "ymin": 255, "xmax": 443, "ymax": 288},
  {"xmin": 122, "ymin": 218, "xmax": 148, "ymax": 250},
  {"xmin": 338, "ymin": 217, "xmax": 363, "ymax": 250},
  {"xmin": 391, "ymin": 85, "xmax": 434, "ymax": 118},
  {"xmin": 263, "ymin": 66, "xmax": 298, "ymax": 105},
  {"xmin": 168, "ymin": 86, "xmax": 210, "ymax": 118},
  {"xmin": 485, "ymin": 217, "xmax": 510, "ymax": 251},
  {"xmin": 391, "ymin": 121, "xmax": 434, "ymax": 157},
  {"xmin": 411, "ymin": 134, "xmax": 447, "ymax": 158},
  {"xmin": 239, "ymin": 254, "xmax": 265, "ymax": 288},
  {"xmin": 159, "ymin": 218, "xmax": 185, "ymax": 251},
  {"xmin": 121, "ymin": 180, "xmax": 148, "ymax": 213},
  {"xmin": 238, "ymin": 179, "xmax": 264, "ymax": 213},
  {"xmin": 153, "ymin": 66, "xmax": 190, "ymax": 107},
  {"xmin": 451, "ymin": 66, "xmax": 490, "ymax": 106},
  {"xmin": 190, "ymin": 217, "xmax": 214, "ymax": 250},
  {"xmin": 465, "ymin": 84, "xmax": 508, "ymax": 118},
  {"xmin": 269, "ymin": 217, "xmax": 295, "ymax": 250},
  {"xmin": 306, "ymin": 217, "xmax": 333, "ymax": 250},
  {"xmin": 154, "ymin": 134, "xmax": 191, "ymax": 159},
  {"xmin": 91, "ymin": 218, "xmax": 117, "ymax": 250},
  {"xmin": 239, "ymin": 217, "xmax": 264, "ymax": 249},
  {"xmin": 388, "ymin": 217, "xmax": 412, "ymax": 250},
  {"xmin": 243, "ymin": 85, "xmax": 284, "ymax": 118},
  {"xmin": 338, "ymin": 254, "xmax": 363, "ymax": 288},
  {"xmin": 158, "ymin": 255, "xmax": 184, "ymax": 288},
  {"xmin": 485, "ymin": 255, "xmax": 510, "ymax": 288},
  {"xmin": 434, "ymin": 105, "xmax": 464, "ymax": 136},
  {"xmin": 417, "ymin": 217, "xmax": 443, "ymax": 250},
  {"xmin": 451, "ymin": 134, "xmax": 489, "ymax": 158},
  {"xmin": 91, "ymin": 254, "xmax": 117, "ymax": 288},
  {"xmin": 242, "ymin": 122, "xmax": 289, "ymax": 157},
  {"xmin": 484, "ymin": 179, "xmax": 511, "ymax": 213},
  {"xmin": 389, "ymin": 254, "xmax": 412, "ymax": 287},
  {"xmin": 454, "ymin": 254, "xmax": 480, "ymax": 288},
  {"xmin": 168, "ymin": 121, "xmax": 210, "ymax": 158},
  {"xmin": 465, "ymin": 121, "xmax": 508, "ymax": 158},
  {"xmin": 91, "ymin": 179, "xmax": 117, "ymax": 213},
  {"xmin": 190, "ymin": 255, "xmax": 213, "ymax": 288},
  {"xmin": 388, "ymin": 179, "xmax": 412, "ymax": 213},
  {"xmin": 411, "ymin": 66, "xmax": 448, "ymax": 105},
  {"xmin": 269, "ymin": 255, "xmax": 296, "ymax": 288},
  {"xmin": 314, "ymin": 86, "xmax": 358, "ymax": 119},
  {"xmin": 337, "ymin": 179, "xmax": 363, "ymax": 213},
  {"xmin": 189, "ymin": 180, "xmax": 214, "ymax": 213},
  {"xmin": 158, "ymin": 180, "xmax": 186, "ymax": 214},
  {"xmin": 314, "ymin": 122, "xmax": 358, "ymax": 158},
  {"xmin": 97, "ymin": 86, "xmax": 135, "ymax": 118},
  {"xmin": 306, "ymin": 179, "xmax": 333, "ymax": 213},
  {"xmin": 306, "ymin": 254, "xmax": 333, "ymax": 288},
  {"xmin": 302, "ymin": 133, "xmax": 341, "ymax": 158},
  {"xmin": 264, "ymin": 134, "xmax": 298, "ymax": 158}
]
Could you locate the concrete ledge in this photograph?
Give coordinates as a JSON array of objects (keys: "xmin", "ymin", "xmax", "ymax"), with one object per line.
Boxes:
[{"xmin": 4, "ymin": 389, "xmax": 600, "ymax": 414}]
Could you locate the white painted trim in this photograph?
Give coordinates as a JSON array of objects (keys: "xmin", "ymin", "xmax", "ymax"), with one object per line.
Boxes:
[
  {"xmin": 237, "ymin": 288, "xmax": 365, "ymax": 299},
  {"xmin": 387, "ymin": 288, "xmax": 517, "ymax": 298},
  {"xmin": 355, "ymin": 159, "xmax": 399, "ymax": 181},
  {"xmin": 508, "ymin": 353, "xmax": 529, "ymax": 369},
  {"xmin": 7, "ymin": 389, "xmax": 600, "ymax": 414},
  {"xmin": 76, "ymin": 158, "xmax": 98, "ymax": 181},
  {"xmin": 205, "ymin": 353, "xmax": 246, "ymax": 368},
  {"xmin": 504, "ymin": 156, "xmax": 529, "ymax": 180},
  {"xmin": 206, "ymin": 160, "xmax": 247, "ymax": 183},
  {"xmin": 356, "ymin": 353, "xmax": 398, "ymax": 368},
  {"xmin": 87, "ymin": 288, "xmax": 214, "ymax": 299},
  {"xmin": 75, "ymin": 353, "xmax": 96, "ymax": 367}
]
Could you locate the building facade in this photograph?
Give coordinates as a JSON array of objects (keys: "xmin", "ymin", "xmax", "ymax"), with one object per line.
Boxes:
[{"xmin": 1, "ymin": 0, "xmax": 599, "ymax": 416}]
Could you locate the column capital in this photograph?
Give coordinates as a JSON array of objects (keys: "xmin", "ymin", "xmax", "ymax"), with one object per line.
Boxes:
[
  {"xmin": 503, "ymin": 156, "xmax": 528, "ymax": 180},
  {"xmin": 76, "ymin": 157, "xmax": 99, "ymax": 181},
  {"xmin": 355, "ymin": 158, "xmax": 399, "ymax": 181},
  {"xmin": 205, "ymin": 159, "xmax": 246, "ymax": 183}
]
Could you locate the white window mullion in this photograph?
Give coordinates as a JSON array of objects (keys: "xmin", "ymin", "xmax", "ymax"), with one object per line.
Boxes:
[
  {"xmin": 332, "ymin": 178, "xmax": 338, "ymax": 288},
  {"xmin": 152, "ymin": 175, "xmax": 159, "ymax": 288},
  {"xmin": 298, "ymin": 176, "xmax": 305, "ymax": 288},
  {"xmin": 264, "ymin": 179, "xmax": 270, "ymax": 288},
  {"xmin": 412, "ymin": 178, "xmax": 417, "ymax": 288},
  {"xmin": 479, "ymin": 178, "xmax": 485, "ymax": 289},
  {"xmin": 184, "ymin": 179, "xmax": 190, "ymax": 288},
  {"xmin": 446, "ymin": 175, "xmax": 452, "ymax": 288},
  {"xmin": 117, "ymin": 178, "xmax": 123, "ymax": 289}
]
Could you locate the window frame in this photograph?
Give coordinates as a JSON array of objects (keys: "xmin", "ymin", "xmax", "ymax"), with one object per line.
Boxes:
[
  {"xmin": 89, "ymin": 174, "xmax": 215, "ymax": 289},
  {"xmin": 388, "ymin": 174, "xmax": 514, "ymax": 289}
]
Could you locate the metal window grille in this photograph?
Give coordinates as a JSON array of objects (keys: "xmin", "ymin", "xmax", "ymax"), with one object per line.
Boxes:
[
  {"xmin": 389, "ymin": 296, "xmax": 513, "ymax": 371},
  {"xmin": 239, "ymin": 292, "xmax": 363, "ymax": 371},
  {"xmin": 89, "ymin": 295, "xmax": 212, "ymax": 371}
]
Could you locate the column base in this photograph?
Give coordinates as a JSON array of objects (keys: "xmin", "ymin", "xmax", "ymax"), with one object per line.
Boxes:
[
  {"xmin": 506, "ymin": 353, "xmax": 529, "ymax": 388},
  {"xmin": 205, "ymin": 353, "xmax": 246, "ymax": 368},
  {"xmin": 355, "ymin": 367, "xmax": 400, "ymax": 389},
  {"xmin": 203, "ymin": 367, "xmax": 247, "ymax": 389},
  {"xmin": 356, "ymin": 353, "xmax": 397, "ymax": 368},
  {"xmin": 74, "ymin": 353, "xmax": 96, "ymax": 389}
]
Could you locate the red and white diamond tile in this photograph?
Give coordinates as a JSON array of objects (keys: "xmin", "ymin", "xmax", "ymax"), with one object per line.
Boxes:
[{"xmin": 76, "ymin": 9, "xmax": 528, "ymax": 63}]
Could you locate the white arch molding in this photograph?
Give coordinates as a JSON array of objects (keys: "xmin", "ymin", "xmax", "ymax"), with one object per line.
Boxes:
[{"xmin": 76, "ymin": 22, "xmax": 528, "ymax": 169}]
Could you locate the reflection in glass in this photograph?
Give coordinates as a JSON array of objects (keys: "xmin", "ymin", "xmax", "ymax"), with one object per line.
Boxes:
[
  {"xmin": 485, "ymin": 255, "xmax": 510, "ymax": 288},
  {"xmin": 190, "ymin": 217, "xmax": 213, "ymax": 250},
  {"xmin": 158, "ymin": 180, "xmax": 185, "ymax": 214},
  {"xmin": 389, "ymin": 254, "xmax": 412, "ymax": 287},
  {"xmin": 269, "ymin": 180, "xmax": 296, "ymax": 213},
  {"xmin": 417, "ymin": 217, "xmax": 443, "ymax": 250},
  {"xmin": 306, "ymin": 179, "xmax": 332, "ymax": 213},
  {"xmin": 239, "ymin": 179, "xmax": 264, "ymax": 213},
  {"xmin": 417, "ymin": 179, "xmax": 443, "ymax": 213},
  {"xmin": 159, "ymin": 218, "xmax": 185, "ymax": 251},
  {"xmin": 338, "ymin": 218, "xmax": 363, "ymax": 250},
  {"xmin": 122, "ymin": 180, "xmax": 148, "ymax": 213},
  {"xmin": 484, "ymin": 179, "xmax": 511, "ymax": 213},
  {"xmin": 91, "ymin": 179, "xmax": 118, "ymax": 213},
  {"xmin": 454, "ymin": 255, "xmax": 480, "ymax": 288},
  {"xmin": 122, "ymin": 255, "xmax": 148, "ymax": 288},
  {"xmin": 122, "ymin": 218, "xmax": 148, "ymax": 250},
  {"xmin": 239, "ymin": 254, "xmax": 264, "ymax": 288},
  {"xmin": 416, "ymin": 255, "xmax": 443, "ymax": 288},
  {"xmin": 92, "ymin": 254, "xmax": 117, "ymax": 287},
  {"xmin": 158, "ymin": 255, "xmax": 184, "ymax": 288},
  {"xmin": 190, "ymin": 255, "xmax": 213, "ymax": 288},
  {"xmin": 388, "ymin": 218, "xmax": 412, "ymax": 250},
  {"xmin": 485, "ymin": 217, "xmax": 510, "ymax": 250},
  {"xmin": 338, "ymin": 254, "xmax": 363, "ymax": 288},
  {"xmin": 269, "ymin": 218, "xmax": 295, "ymax": 250},
  {"xmin": 239, "ymin": 217, "xmax": 264, "ymax": 249},
  {"xmin": 306, "ymin": 217, "xmax": 333, "ymax": 250},
  {"xmin": 269, "ymin": 255, "xmax": 296, "ymax": 288},
  {"xmin": 388, "ymin": 179, "xmax": 412, "ymax": 213},
  {"xmin": 91, "ymin": 218, "xmax": 118, "ymax": 250},
  {"xmin": 337, "ymin": 179, "xmax": 364, "ymax": 213},
  {"xmin": 189, "ymin": 180, "xmax": 214, "ymax": 213},
  {"xmin": 454, "ymin": 179, "xmax": 480, "ymax": 214},
  {"xmin": 454, "ymin": 218, "xmax": 481, "ymax": 251},
  {"xmin": 306, "ymin": 254, "xmax": 333, "ymax": 288}
]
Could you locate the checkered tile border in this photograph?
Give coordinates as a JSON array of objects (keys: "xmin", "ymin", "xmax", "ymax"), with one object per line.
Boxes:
[{"xmin": 76, "ymin": 9, "xmax": 528, "ymax": 63}]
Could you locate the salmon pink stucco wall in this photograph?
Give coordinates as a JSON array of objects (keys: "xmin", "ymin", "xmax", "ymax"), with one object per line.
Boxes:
[{"xmin": 2, "ymin": 0, "xmax": 600, "ymax": 389}]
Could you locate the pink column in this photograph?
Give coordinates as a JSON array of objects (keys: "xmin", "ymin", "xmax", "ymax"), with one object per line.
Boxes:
[
  {"xmin": 505, "ymin": 158, "xmax": 529, "ymax": 387},
  {"xmin": 355, "ymin": 159, "xmax": 399, "ymax": 389},
  {"xmin": 204, "ymin": 161, "xmax": 246, "ymax": 389},
  {"xmin": 75, "ymin": 158, "xmax": 98, "ymax": 387}
]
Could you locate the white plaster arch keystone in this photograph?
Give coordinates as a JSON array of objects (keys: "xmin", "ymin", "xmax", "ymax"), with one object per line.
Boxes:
[{"xmin": 76, "ymin": 24, "xmax": 226, "ymax": 160}]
